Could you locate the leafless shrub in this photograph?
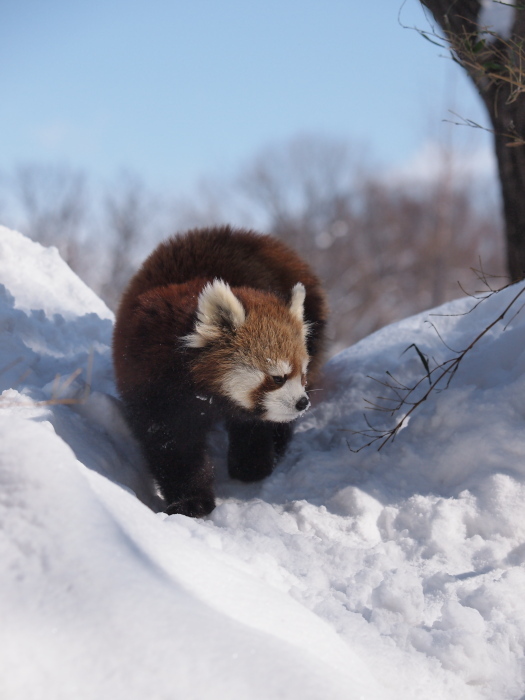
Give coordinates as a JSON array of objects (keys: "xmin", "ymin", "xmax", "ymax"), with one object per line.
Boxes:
[{"xmin": 348, "ymin": 267, "xmax": 524, "ymax": 452}]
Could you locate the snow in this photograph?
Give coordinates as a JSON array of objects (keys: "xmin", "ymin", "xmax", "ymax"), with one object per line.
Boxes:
[
  {"xmin": 0, "ymin": 226, "xmax": 113, "ymax": 321},
  {"xmin": 1, "ymin": 225, "xmax": 525, "ymax": 699}
]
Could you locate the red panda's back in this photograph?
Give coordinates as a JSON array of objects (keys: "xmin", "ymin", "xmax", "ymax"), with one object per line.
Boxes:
[
  {"xmin": 121, "ymin": 226, "xmax": 319, "ymax": 302},
  {"xmin": 113, "ymin": 226, "xmax": 328, "ymax": 389}
]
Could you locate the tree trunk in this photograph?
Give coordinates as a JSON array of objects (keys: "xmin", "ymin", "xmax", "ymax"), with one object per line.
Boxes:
[
  {"xmin": 420, "ymin": 0, "xmax": 525, "ymax": 280},
  {"xmin": 491, "ymin": 92, "xmax": 525, "ymax": 279}
]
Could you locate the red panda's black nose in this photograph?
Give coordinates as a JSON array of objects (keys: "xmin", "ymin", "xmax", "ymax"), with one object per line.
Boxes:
[{"xmin": 295, "ymin": 396, "xmax": 310, "ymax": 412}]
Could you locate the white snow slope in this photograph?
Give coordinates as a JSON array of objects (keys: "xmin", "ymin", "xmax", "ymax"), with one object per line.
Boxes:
[{"xmin": 1, "ymin": 225, "xmax": 525, "ymax": 700}]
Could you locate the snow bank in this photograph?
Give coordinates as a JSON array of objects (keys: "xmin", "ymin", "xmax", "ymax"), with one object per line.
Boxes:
[
  {"xmin": 1, "ymin": 225, "xmax": 525, "ymax": 699},
  {"xmin": 0, "ymin": 225, "xmax": 112, "ymax": 321}
]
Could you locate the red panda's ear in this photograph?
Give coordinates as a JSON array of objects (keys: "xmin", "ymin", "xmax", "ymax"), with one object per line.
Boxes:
[
  {"xmin": 184, "ymin": 279, "xmax": 246, "ymax": 348},
  {"xmin": 289, "ymin": 283, "xmax": 306, "ymax": 323},
  {"xmin": 290, "ymin": 282, "xmax": 311, "ymax": 342}
]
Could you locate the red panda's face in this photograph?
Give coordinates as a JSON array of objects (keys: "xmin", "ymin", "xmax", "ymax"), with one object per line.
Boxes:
[{"xmin": 185, "ymin": 280, "xmax": 311, "ymax": 422}]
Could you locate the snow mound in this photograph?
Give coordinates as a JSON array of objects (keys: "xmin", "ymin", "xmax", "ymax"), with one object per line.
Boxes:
[
  {"xmin": 0, "ymin": 225, "xmax": 113, "ymax": 321},
  {"xmin": 1, "ymin": 225, "xmax": 525, "ymax": 699}
]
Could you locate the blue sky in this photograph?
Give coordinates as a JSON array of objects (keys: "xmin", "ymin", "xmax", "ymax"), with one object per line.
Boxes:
[{"xmin": 0, "ymin": 0, "xmax": 493, "ymax": 193}]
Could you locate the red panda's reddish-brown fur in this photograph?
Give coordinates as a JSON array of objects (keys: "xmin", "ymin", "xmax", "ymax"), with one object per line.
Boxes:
[{"xmin": 113, "ymin": 226, "xmax": 327, "ymax": 517}]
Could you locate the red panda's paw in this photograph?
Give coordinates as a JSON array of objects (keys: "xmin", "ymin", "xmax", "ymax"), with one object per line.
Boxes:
[{"xmin": 165, "ymin": 494, "xmax": 215, "ymax": 518}]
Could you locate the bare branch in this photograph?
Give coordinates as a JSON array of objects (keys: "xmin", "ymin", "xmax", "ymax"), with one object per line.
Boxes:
[{"xmin": 349, "ymin": 279, "xmax": 525, "ymax": 451}]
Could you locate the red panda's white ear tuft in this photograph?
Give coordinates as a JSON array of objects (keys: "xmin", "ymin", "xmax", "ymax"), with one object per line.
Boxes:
[
  {"xmin": 289, "ymin": 282, "xmax": 306, "ymax": 323},
  {"xmin": 184, "ymin": 279, "xmax": 246, "ymax": 348},
  {"xmin": 289, "ymin": 282, "xmax": 311, "ymax": 341}
]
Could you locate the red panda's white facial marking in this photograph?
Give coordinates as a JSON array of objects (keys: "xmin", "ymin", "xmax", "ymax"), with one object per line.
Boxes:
[
  {"xmin": 266, "ymin": 359, "xmax": 292, "ymax": 377},
  {"xmin": 221, "ymin": 359, "xmax": 310, "ymax": 421},
  {"xmin": 221, "ymin": 365, "xmax": 265, "ymax": 410},
  {"xmin": 261, "ymin": 373, "xmax": 310, "ymax": 422}
]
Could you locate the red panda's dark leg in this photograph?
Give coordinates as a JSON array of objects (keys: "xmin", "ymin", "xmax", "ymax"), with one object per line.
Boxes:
[
  {"xmin": 124, "ymin": 395, "xmax": 216, "ymax": 517},
  {"xmin": 150, "ymin": 438, "xmax": 215, "ymax": 518},
  {"xmin": 227, "ymin": 420, "xmax": 277, "ymax": 482},
  {"xmin": 272, "ymin": 422, "xmax": 294, "ymax": 459}
]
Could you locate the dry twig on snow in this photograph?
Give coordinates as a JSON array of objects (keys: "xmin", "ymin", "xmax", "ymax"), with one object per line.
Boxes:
[{"xmin": 348, "ymin": 269, "xmax": 525, "ymax": 452}]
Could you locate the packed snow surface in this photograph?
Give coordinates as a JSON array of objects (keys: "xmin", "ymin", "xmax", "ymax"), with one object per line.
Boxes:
[{"xmin": 1, "ymin": 225, "xmax": 525, "ymax": 699}]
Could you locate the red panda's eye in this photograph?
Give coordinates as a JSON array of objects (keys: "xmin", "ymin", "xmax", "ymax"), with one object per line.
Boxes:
[{"xmin": 272, "ymin": 375, "xmax": 287, "ymax": 386}]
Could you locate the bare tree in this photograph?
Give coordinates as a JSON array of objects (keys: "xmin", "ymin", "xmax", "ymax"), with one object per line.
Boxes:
[
  {"xmin": 100, "ymin": 173, "xmax": 160, "ymax": 310},
  {"xmin": 0, "ymin": 165, "xmax": 165, "ymax": 309},
  {"xmin": 0, "ymin": 139, "xmax": 504, "ymax": 353},
  {"xmin": 237, "ymin": 135, "xmax": 503, "ymax": 352},
  {"xmin": 419, "ymin": 0, "xmax": 525, "ymax": 280},
  {"xmin": 12, "ymin": 163, "xmax": 90, "ymax": 272},
  {"xmin": 239, "ymin": 134, "xmax": 364, "ymax": 240}
]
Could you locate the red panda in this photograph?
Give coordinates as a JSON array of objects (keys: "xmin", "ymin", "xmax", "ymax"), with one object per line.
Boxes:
[{"xmin": 113, "ymin": 226, "xmax": 327, "ymax": 517}]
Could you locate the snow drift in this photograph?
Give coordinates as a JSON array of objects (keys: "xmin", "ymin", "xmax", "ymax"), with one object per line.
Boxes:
[{"xmin": 1, "ymin": 225, "xmax": 525, "ymax": 699}]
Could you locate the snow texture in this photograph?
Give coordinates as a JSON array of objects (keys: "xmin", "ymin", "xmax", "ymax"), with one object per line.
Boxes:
[{"xmin": 1, "ymin": 224, "xmax": 525, "ymax": 699}]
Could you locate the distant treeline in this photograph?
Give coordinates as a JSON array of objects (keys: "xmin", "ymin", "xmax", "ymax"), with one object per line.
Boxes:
[{"xmin": 0, "ymin": 135, "xmax": 504, "ymax": 353}]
